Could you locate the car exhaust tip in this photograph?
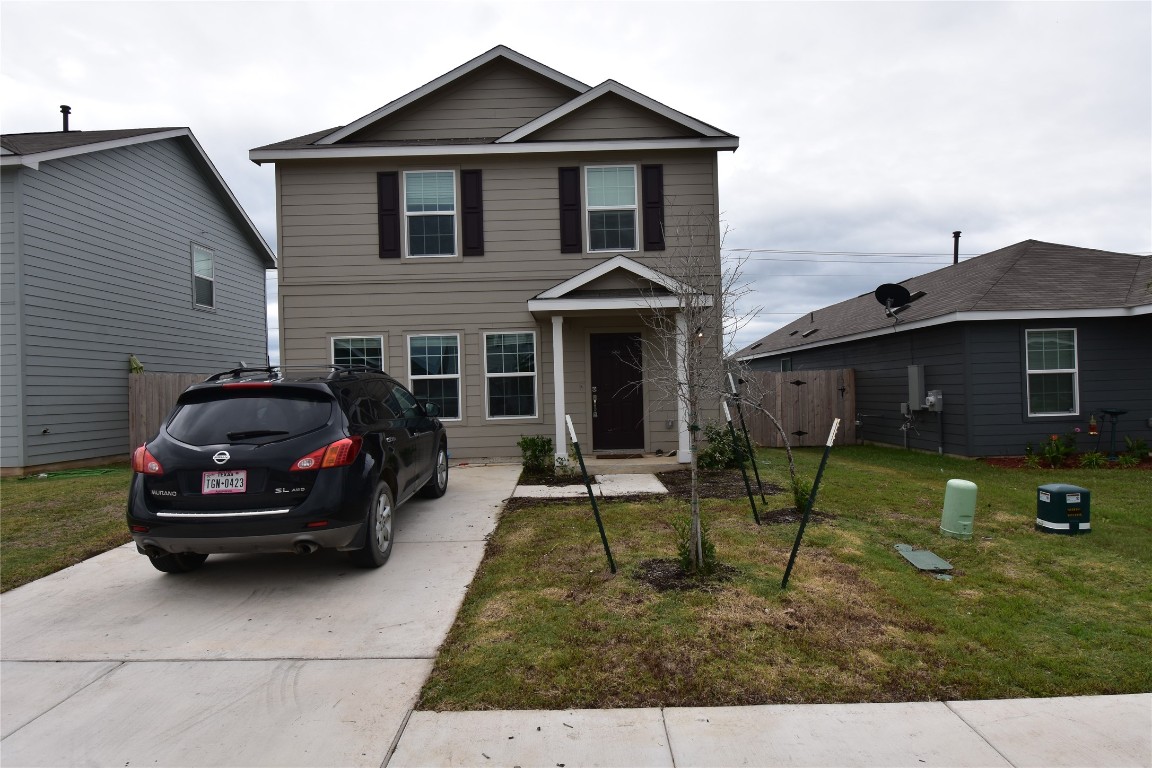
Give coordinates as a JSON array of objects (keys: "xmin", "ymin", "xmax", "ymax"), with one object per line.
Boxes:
[{"xmin": 293, "ymin": 541, "xmax": 319, "ymax": 555}]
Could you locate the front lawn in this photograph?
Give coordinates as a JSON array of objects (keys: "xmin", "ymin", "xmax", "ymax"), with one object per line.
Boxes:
[
  {"xmin": 1, "ymin": 465, "xmax": 133, "ymax": 592},
  {"xmin": 419, "ymin": 445, "xmax": 1152, "ymax": 710}
]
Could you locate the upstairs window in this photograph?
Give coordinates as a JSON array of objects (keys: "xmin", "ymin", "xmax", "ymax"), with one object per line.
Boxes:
[
  {"xmin": 586, "ymin": 166, "xmax": 637, "ymax": 252},
  {"xmin": 333, "ymin": 336, "xmax": 384, "ymax": 370},
  {"xmin": 192, "ymin": 244, "xmax": 214, "ymax": 308},
  {"xmin": 1026, "ymin": 329, "xmax": 1078, "ymax": 415},
  {"xmin": 404, "ymin": 171, "xmax": 456, "ymax": 257}
]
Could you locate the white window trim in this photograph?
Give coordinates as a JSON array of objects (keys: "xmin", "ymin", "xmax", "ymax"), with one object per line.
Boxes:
[
  {"xmin": 191, "ymin": 242, "xmax": 215, "ymax": 310},
  {"xmin": 403, "ymin": 170, "xmax": 458, "ymax": 259},
  {"xmin": 584, "ymin": 164, "xmax": 639, "ymax": 254},
  {"xmin": 330, "ymin": 335, "xmax": 386, "ymax": 370},
  {"xmin": 1025, "ymin": 328, "xmax": 1079, "ymax": 417},
  {"xmin": 407, "ymin": 332, "xmax": 463, "ymax": 421},
  {"xmin": 484, "ymin": 330, "xmax": 538, "ymax": 420}
]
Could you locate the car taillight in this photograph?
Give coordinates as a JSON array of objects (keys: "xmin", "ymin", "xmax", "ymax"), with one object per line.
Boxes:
[
  {"xmin": 132, "ymin": 445, "xmax": 164, "ymax": 475},
  {"xmin": 291, "ymin": 436, "xmax": 362, "ymax": 471}
]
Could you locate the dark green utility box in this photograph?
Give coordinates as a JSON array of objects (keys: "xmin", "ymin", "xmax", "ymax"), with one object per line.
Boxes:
[{"xmin": 1036, "ymin": 484, "xmax": 1091, "ymax": 535}]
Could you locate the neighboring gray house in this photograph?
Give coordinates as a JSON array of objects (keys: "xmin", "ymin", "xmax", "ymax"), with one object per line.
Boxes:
[
  {"xmin": 250, "ymin": 46, "xmax": 738, "ymax": 463},
  {"xmin": 735, "ymin": 240, "xmax": 1152, "ymax": 457},
  {"xmin": 1, "ymin": 127, "xmax": 276, "ymax": 475}
]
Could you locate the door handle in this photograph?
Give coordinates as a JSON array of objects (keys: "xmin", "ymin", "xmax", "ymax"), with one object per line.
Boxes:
[{"xmin": 592, "ymin": 389, "xmax": 598, "ymax": 418}]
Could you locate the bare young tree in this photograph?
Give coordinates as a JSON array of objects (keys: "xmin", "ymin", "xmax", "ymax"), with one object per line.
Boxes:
[{"xmin": 629, "ymin": 212, "xmax": 762, "ymax": 574}]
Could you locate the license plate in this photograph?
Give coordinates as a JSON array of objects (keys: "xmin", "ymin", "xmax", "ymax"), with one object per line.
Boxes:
[{"xmin": 202, "ymin": 470, "xmax": 247, "ymax": 494}]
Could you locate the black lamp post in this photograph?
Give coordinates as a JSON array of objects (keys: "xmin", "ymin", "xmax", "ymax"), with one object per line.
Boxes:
[{"xmin": 1100, "ymin": 408, "xmax": 1127, "ymax": 460}]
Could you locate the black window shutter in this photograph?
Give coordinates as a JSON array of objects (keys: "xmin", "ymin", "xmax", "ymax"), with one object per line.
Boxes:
[
  {"xmin": 558, "ymin": 167, "xmax": 582, "ymax": 254},
  {"xmin": 461, "ymin": 169, "xmax": 484, "ymax": 256},
  {"xmin": 377, "ymin": 171, "xmax": 401, "ymax": 258},
  {"xmin": 642, "ymin": 164, "xmax": 665, "ymax": 251}
]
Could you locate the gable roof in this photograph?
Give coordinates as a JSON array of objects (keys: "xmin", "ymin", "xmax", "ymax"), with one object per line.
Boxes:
[
  {"xmin": 528, "ymin": 255, "xmax": 712, "ymax": 314},
  {"xmin": 250, "ymin": 46, "xmax": 738, "ymax": 163},
  {"xmin": 736, "ymin": 240, "xmax": 1151, "ymax": 361},
  {"xmin": 2, "ymin": 128, "xmax": 276, "ymax": 268}
]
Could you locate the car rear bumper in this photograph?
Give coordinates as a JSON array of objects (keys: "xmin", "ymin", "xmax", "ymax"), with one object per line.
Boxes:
[{"xmin": 132, "ymin": 522, "xmax": 362, "ymax": 556}]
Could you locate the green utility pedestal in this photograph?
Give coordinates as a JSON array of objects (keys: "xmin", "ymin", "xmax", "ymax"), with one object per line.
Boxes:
[
  {"xmin": 1036, "ymin": 484, "xmax": 1091, "ymax": 535},
  {"xmin": 940, "ymin": 479, "xmax": 977, "ymax": 540}
]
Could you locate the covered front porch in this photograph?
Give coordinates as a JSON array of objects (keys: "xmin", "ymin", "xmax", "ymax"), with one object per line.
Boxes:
[{"xmin": 528, "ymin": 255, "xmax": 713, "ymax": 466}]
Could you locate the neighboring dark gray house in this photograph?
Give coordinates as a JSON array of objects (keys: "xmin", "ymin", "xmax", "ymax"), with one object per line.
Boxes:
[
  {"xmin": 735, "ymin": 240, "xmax": 1151, "ymax": 457},
  {"xmin": 1, "ymin": 127, "xmax": 276, "ymax": 475}
]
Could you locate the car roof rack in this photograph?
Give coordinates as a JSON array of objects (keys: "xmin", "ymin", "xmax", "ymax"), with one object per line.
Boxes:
[
  {"xmin": 205, "ymin": 367, "xmax": 278, "ymax": 382},
  {"xmin": 204, "ymin": 364, "xmax": 387, "ymax": 384}
]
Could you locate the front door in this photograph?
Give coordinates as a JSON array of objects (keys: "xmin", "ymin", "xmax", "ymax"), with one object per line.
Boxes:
[{"xmin": 590, "ymin": 332, "xmax": 644, "ymax": 451}]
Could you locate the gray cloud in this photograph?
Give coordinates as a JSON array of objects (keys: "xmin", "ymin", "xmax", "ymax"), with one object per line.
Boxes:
[{"xmin": 3, "ymin": 1, "xmax": 1147, "ymax": 355}]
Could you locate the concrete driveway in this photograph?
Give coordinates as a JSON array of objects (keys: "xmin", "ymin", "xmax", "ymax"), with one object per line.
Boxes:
[{"xmin": 1, "ymin": 463, "xmax": 520, "ymax": 767}]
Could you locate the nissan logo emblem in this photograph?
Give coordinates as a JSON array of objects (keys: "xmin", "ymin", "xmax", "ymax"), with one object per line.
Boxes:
[{"xmin": 212, "ymin": 451, "xmax": 231, "ymax": 465}]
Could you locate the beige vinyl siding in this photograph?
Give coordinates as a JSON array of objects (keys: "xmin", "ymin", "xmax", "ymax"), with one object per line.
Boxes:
[
  {"xmin": 276, "ymin": 150, "xmax": 718, "ymax": 458},
  {"xmin": 530, "ymin": 93, "xmax": 699, "ymax": 141},
  {"xmin": 349, "ymin": 61, "xmax": 578, "ymax": 142}
]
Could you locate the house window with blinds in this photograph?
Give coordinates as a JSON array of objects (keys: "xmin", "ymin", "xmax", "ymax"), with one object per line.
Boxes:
[{"xmin": 1026, "ymin": 328, "xmax": 1078, "ymax": 416}]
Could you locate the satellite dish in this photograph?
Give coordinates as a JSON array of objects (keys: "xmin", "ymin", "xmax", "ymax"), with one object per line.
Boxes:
[{"xmin": 874, "ymin": 283, "xmax": 911, "ymax": 309}]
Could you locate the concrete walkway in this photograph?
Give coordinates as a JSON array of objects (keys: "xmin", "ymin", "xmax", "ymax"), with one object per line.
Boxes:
[{"xmin": 3, "ymin": 464, "xmax": 1149, "ymax": 767}]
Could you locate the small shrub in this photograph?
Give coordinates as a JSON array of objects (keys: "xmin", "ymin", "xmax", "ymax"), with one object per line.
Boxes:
[
  {"xmin": 1116, "ymin": 453, "xmax": 1141, "ymax": 469},
  {"xmin": 671, "ymin": 515, "xmax": 718, "ymax": 577},
  {"xmin": 791, "ymin": 475, "xmax": 812, "ymax": 512},
  {"xmin": 1079, "ymin": 451, "xmax": 1107, "ymax": 469},
  {"xmin": 697, "ymin": 423, "xmax": 741, "ymax": 470},
  {"xmin": 517, "ymin": 435, "xmax": 554, "ymax": 474},
  {"xmin": 1124, "ymin": 436, "xmax": 1148, "ymax": 456}
]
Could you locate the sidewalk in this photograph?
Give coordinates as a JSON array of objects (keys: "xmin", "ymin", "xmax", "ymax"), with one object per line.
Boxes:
[{"xmin": 389, "ymin": 694, "xmax": 1151, "ymax": 767}]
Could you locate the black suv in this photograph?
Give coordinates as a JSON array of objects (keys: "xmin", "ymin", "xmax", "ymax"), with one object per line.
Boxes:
[{"xmin": 127, "ymin": 366, "xmax": 448, "ymax": 573}]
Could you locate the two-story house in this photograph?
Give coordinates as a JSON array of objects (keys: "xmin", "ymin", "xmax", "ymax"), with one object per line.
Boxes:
[
  {"xmin": 251, "ymin": 46, "xmax": 738, "ymax": 462},
  {"xmin": 2, "ymin": 126, "xmax": 275, "ymax": 476}
]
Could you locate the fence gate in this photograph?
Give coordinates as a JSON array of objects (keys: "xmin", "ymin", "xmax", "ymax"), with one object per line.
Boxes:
[
  {"xmin": 740, "ymin": 369, "xmax": 856, "ymax": 448},
  {"xmin": 128, "ymin": 372, "xmax": 211, "ymax": 449}
]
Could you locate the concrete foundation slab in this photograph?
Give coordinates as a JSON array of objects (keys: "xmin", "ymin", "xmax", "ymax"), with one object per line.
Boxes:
[
  {"xmin": 664, "ymin": 702, "xmax": 1011, "ymax": 767},
  {"xmin": 390, "ymin": 709, "xmax": 674, "ymax": 767},
  {"xmin": 595, "ymin": 473, "xmax": 667, "ymax": 494},
  {"xmin": 0, "ymin": 659, "xmax": 429, "ymax": 768},
  {"xmin": 948, "ymin": 694, "xmax": 1152, "ymax": 767}
]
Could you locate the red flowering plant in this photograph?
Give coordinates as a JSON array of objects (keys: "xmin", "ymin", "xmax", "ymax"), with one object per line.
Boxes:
[{"xmin": 1039, "ymin": 429, "xmax": 1079, "ymax": 468}]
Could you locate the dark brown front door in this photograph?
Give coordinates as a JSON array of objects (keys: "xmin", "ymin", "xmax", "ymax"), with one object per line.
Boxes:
[{"xmin": 590, "ymin": 332, "xmax": 644, "ymax": 451}]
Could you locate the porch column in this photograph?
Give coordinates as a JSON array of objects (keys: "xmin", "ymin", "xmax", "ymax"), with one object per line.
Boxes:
[
  {"xmin": 676, "ymin": 312, "xmax": 690, "ymax": 463},
  {"xmin": 552, "ymin": 315, "xmax": 567, "ymax": 466}
]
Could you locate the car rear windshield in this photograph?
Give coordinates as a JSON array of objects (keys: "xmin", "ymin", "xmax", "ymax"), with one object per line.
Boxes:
[{"xmin": 167, "ymin": 390, "xmax": 335, "ymax": 445}]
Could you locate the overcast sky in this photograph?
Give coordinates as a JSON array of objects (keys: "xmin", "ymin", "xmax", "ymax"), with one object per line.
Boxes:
[{"xmin": 3, "ymin": 1, "xmax": 1149, "ymax": 361}]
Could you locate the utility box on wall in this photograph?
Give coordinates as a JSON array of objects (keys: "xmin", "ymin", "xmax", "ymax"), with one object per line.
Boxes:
[
  {"xmin": 908, "ymin": 365, "xmax": 924, "ymax": 410},
  {"xmin": 1036, "ymin": 484, "xmax": 1091, "ymax": 535}
]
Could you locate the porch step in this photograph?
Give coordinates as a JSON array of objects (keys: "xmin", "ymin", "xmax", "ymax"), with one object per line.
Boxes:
[{"xmin": 579, "ymin": 455, "xmax": 685, "ymax": 474}]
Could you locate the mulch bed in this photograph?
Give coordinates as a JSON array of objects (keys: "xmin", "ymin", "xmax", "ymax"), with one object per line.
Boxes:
[
  {"xmin": 979, "ymin": 455, "xmax": 1152, "ymax": 470},
  {"xmin": 632, "ymin": 558, "xmax": 739, "ymax": 592},
  {"xmin": 656, "ymin": 469, "xmax": 786, "ymax": 500}
]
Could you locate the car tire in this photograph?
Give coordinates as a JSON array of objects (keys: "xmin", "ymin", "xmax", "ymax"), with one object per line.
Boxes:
[
  {"xmin": 148, "ymin": 552, "xmax": 209, "ymax": 574},
  {"xmin": 419, "ymin": 443, "xmax": 449, "ymax": 499},
  {"xmin": 348, "ymin": 480, "xmax": 394, "ymax": 568}
]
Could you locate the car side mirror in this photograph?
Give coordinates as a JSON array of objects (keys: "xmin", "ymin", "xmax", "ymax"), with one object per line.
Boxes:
[{"xmin": 423, "ymin": 402, "xmax": 440, "ymax": 418}]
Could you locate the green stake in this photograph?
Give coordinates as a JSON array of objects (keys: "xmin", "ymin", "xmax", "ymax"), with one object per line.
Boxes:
[
  {"xmin": 566, "ymin": 415, "xmax": 616, "ymax": 574},
  {"xmin": 782, "ymin": 418, "xmax": 841, "ymax": 589}
]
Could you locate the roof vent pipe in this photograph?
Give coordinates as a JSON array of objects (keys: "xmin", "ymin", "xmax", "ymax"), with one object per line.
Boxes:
[
  {"xmin": 952, "ymin": 230, "xmax": 961, "ymax": 265},
  {"xmin": 60, "ymin": 105, "xmax": 71, "ymax": 132}
]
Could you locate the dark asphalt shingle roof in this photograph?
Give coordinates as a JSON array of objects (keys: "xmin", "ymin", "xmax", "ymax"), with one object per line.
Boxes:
[
  {"xmin": 249, "ymin": 129, "xmax": 499, "ymax": 152},
  {"xmin": 736, "ymin": 240, "xmax": 1151, "ymax": 359},
  {"xmin": 1, "ymin": 128, "xmax": 182, "ymax": 156}
]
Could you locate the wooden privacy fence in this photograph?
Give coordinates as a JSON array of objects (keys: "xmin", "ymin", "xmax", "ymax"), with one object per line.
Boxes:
[
  {"xmin": 738, "ymin": 369, "xmax": 856, "ymax": 448},
  {"xmin": 128, "ymin": 372, "xmax": 212, "ymax": 449}
]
